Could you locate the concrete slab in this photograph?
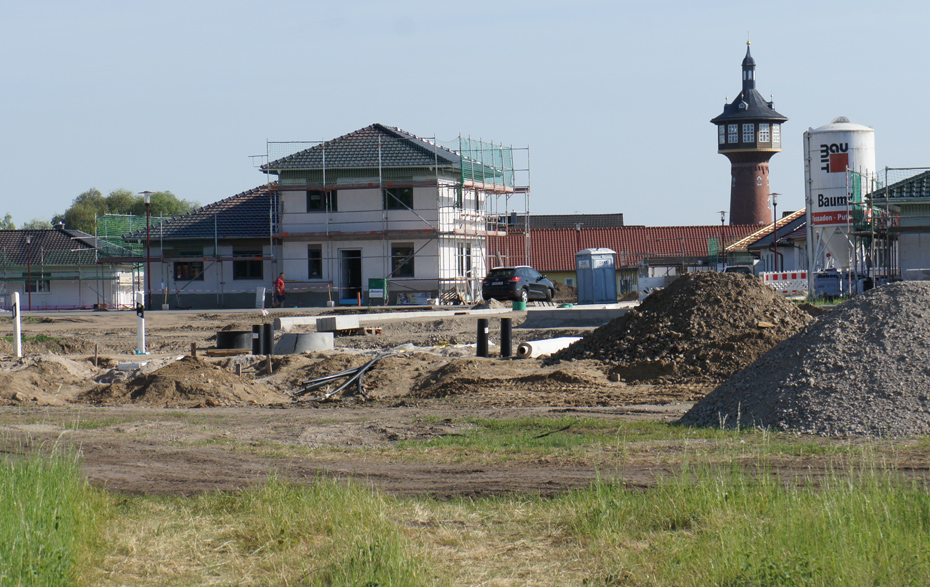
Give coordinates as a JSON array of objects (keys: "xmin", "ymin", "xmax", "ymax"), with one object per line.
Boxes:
[
  {"xmin": 316, "ymin": 316, "xmax": 360, "ymax": 332},
  {"xmin": 518, "ymin": 302, "xmax": 638, "ymax": 328},
  {"xmin": 274, "ymin": 308, "xmax": 513, "ymax": 333}
]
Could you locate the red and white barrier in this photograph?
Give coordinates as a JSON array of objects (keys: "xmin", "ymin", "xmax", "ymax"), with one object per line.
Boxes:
[{"xmin": 761, "ymin": 271, "xmax": 808, "ymax": 296}]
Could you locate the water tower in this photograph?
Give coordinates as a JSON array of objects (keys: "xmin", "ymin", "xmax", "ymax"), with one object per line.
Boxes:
[{"xmin": 711, "ymin": 42, "xmax": 788, "ymax": 225}]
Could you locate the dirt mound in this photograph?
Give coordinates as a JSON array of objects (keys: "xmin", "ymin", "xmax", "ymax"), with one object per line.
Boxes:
[
  {"xmin": 80, "ymin": 356, "xmax": 289, "ymax": 407},
  {"xmin": 680, "ymin": 282, "xmax": 930, "ymax": 437},
  {"xmin": 472, "ymin": 298, "xmax": 508, "ymax": 310},
  {"xmin": 552, "ymin": 281, "xmax": 578, "ymax": 303},
  {"xmin": 0, "ymin": 355, "xmax": 99, "ymax": 406},
  {"xmin": 0, "ymin": 335, "xmax": 111, "ymax": 357},
  {"xmin": 548, "ymin": 272, "xmax": 812, "ymax": 384}
]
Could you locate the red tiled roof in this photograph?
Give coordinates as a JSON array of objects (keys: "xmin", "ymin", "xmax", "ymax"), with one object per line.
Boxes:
[{"xmin": 491, "ymin": 225, "xmax": 759, "ymax": 271}]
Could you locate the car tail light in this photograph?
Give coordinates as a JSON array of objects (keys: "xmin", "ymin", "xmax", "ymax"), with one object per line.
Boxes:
[{"xmin": 509, "ymin": 277, "xmax": 520, "ymax": 282}]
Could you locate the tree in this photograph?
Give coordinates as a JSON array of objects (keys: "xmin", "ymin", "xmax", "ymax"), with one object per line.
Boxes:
[
  {"xmin": 52, "ymin": 188, "xmax": 198, "ymax": 234},
  {"xmin": 21, "ymin": 218, "xmax": 53, "ymax": 229},
  {"xmin": 0, "ymin": 213, "xmax": 14, "ymax": 230}
]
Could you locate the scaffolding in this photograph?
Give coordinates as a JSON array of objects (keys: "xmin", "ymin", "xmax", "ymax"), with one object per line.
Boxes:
[
  {"xmin": 850, "ymin": 167, "xmax": 930, "ymax": 282},
  {"xmin": 262, "ymin": 130, "xmax": 530, "ymax": 304}
]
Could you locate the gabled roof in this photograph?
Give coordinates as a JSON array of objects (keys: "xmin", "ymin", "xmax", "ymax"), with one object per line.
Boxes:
[
  {"xmin": 871, "ymin": 169, "xmax": 930, "ymax": 200},
  {"xmin": 508, "ymin": 213, "xmax": 625, "ymax": 230},
  {"xmin": 261, "ymin": 124, "xmax": 461, "ymax": 172},
  {"xmin": 0, "ymin": 226, "xmax": 124, "ymax": 266},
  {"xmin": 124, "ymin": 184, "xmax": 277, "ymax": 242},
  {"xmin": 727, "ymin": 208, "xmax": 807, "ymax": 252},
  {"xmin": 494, "ymin": 225, "xmax": 759, "ymax": 272}
]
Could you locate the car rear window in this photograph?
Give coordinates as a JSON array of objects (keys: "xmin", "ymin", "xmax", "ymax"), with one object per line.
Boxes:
[{"xmin": 486, "ymin": 269, "xmax": 516, "ymax": 279}]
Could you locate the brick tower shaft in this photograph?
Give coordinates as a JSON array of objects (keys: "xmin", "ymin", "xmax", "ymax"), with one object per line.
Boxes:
[{"xmin": 728, "ymin": 160, "xmax": 773, "ymax": 225}]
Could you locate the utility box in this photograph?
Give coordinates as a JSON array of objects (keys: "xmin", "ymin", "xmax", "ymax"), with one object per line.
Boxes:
[{"xmin": 575, "ymin": 248, "xmax": 617, "ymax": 304}]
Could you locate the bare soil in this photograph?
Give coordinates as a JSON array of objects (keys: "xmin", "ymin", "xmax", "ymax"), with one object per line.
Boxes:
[{"xmin": 2, "ymin": 297, "xmax": 922, "ymax": 497}]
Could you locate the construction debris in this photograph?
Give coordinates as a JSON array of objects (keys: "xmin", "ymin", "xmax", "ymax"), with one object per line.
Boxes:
[{"xmin": 290, "ymin": 352, "xmax": 398, "ymax": 401}]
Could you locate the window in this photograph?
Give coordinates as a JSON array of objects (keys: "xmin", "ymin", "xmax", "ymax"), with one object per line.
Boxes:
[
  {"xmin": 565, "ymin": 278, "xmax": 574, "ymax": 287},
  {"xmin": 457, "ymin": 244, "xmax": 472, "ymax": 276},
  {"xmin": 728, "ymin": 124, "xmax": 738, "ymax": 143},
  {"xmin": 759, "ymin": 123, "xmax": 770, "ymax": 142},
  {"xmin": 308, "ymin": 245, "xmax": 323, "ymax": 279},
  {"xmin": 383, "ymin": 187, "xmax": 413, "ymax": 210},
  {"xmin": 772, "ymin": 124, "xmax": 781, "ymax": 144},
  {"xmin": 306, "ymin": 190, "xmax": 337, "ymax": 212},
  {"xmin": 174, "ymin": 261, "xmax": 204, "ymax": 281},
  {"xmin": 25, "ymin": 279, "xmax": 50, "ymax": 293},
  {"xmin": 718, "ymin": 125, "xmax": 725, "ymax": 145},
  {"xmin": 742, "ymin": 123, "xmax": 754, "ymax": 143},
  {"xmin": 232, "ymin": 249, "xmax": 263, "ymax": 281},
  {"xmin": 391, "ymin": 243, "xmax": 414, "ymax": 277}
]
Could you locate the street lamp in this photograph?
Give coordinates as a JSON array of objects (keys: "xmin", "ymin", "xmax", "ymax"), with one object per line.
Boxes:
[
  {"xmin": 718, "ymin": 211, "xmax": 727, "ymax": 267},
  {"xmin": 141, "ymin": 191, "xmax": 153, "ymax": 311},
  {"xmin": 770, "ymin": 193, "xmax": 781, "ymax": 272},
  {"xmin": 25, "ymin": 234, "xmax": 32, "ymax": 311}
]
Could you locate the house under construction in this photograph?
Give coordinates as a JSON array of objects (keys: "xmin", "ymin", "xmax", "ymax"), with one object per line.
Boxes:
[{"xmin": 261, "ymin": 123, "xmax": 530, "ymax": 305}]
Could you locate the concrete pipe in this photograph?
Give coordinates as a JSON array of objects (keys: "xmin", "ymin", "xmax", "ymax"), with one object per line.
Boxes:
[{"xmin": 514, "ymin": 337, "xmax": 582, "ymax": 359}]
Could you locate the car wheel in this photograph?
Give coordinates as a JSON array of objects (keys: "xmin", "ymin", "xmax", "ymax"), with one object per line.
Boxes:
[
  {"xmin": 519, "ymin": 288, "xmax": 529, "ymax": 303},
  {"xmin": 545, "ymin": 288, "xmax": 553, "ymax": 302}
]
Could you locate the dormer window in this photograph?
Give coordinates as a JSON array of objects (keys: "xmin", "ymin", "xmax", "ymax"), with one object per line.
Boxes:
[{"xmin": 738, "ymin": 101, "xmax": 748, "ymax": 110}]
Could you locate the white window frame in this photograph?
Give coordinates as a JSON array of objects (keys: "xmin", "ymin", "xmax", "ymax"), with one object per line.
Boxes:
[
  {"xmin": 718, "ymin": 125, "xmax": 725, "ymax": 145},
  {"xmin": 728, "ymin": 124, "xmax": 738, "ymax": 143},
  {"xmin": 742, "ymin": 123, "xmax": 755, "ymax": 143},
  {"xmin": 758, "ymin": 123, "xmax": 770, "ymax": 142},
  {"xmin": 772, "ymin": 124, "xmax": 781, "ymax": 145}
]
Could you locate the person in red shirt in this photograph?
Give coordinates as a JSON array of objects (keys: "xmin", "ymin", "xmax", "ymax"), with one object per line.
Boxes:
[{"xmin": 272, "ymin": 273, "xmax": 286, "ymax": 308}]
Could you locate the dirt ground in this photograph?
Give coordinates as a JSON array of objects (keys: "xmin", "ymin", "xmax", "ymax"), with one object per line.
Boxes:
[
  {"xmin": 0, "ymin": 307, "xmax": 721, "ymax": 495},
  {"xmin": 5, "ymin": 305, "xmax": 923, "ymax": 498}
]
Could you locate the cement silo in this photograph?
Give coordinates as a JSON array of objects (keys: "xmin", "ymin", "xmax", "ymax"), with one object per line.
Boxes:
[{"xmin": 803, "ymin": 116, "xmax": 876, "ymax": 283}]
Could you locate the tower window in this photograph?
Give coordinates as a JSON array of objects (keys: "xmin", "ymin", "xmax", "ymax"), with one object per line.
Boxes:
[
  {"xmin": 728, "ymin": 124, "xmax": 738, "ymax": 143},
  {"xmin": 759, "ymin": 123, "xmax": 770, "ymax": 142},
  {"xmin": 742, "ymin": 123, "xmax": 755, "ymax": 143},
  {"xmin": 718, "ymin": 125, "xmax": 725, "ymax": 145},
  {"xmin": 772, "ymin": 124, "xmax": 781, "ymax": 145}
]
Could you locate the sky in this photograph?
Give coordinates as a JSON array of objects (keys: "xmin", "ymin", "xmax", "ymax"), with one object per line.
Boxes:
[{"xmin": 3, "ymin": 0, "xmax": 929, "ymax": 229}]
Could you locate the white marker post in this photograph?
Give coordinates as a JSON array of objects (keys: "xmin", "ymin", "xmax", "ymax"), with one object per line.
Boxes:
[
  {"xmin": 136, "ymin": 300, "xmax": 147, "ymax": 355},
  {"xmin": 13, "ymin": 292, "xmax": 22, "ymax": 358}
]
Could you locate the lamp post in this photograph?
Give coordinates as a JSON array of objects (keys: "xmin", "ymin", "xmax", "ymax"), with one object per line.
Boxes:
[
  {"xmin": 141, "ymin": 191, "xmax": 153, "ymax": 311},
  {"xmin": 25, "ymin": 234, "xmax": 32, "ymax": 311},
  {"xmin": 718, "ymin": 210, "xmax": 726, "ymax": 267},
  {"xmin": 770, "ymin": 193, "xmax": 781, "ymax": 272}
]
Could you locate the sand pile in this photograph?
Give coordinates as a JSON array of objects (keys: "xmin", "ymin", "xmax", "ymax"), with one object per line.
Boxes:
[
  {"xmin": 0, "ymin": 354, "xmax": 98, "ymax": 406},
  {"xmin": 680, "ymin": 282, "xmax": 930, "ymax": 437},
  {"xmin": 80, "ymin": 356, "xmax": 289, "ymax": 407},
  {"xmin": 549, "ymin": 272, "xmax": 812, "ymax": 384}
]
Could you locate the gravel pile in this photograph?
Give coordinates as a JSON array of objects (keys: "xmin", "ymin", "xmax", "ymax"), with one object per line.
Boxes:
[
  {"xmin": 548, "ymin": 272, "xmax": 812, "ymax": 384},
  {"xmin": 680, "ymin": 281, "xmax": 930, "ymax": 437}
]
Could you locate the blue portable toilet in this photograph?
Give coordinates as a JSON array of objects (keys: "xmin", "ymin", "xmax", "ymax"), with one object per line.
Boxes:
[{"xmin": 575, "ymin": 248, "xmax": 617, "ymax": 304}]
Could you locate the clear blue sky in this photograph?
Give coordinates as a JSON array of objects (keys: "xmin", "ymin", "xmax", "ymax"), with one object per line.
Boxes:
[{"xmin": 3, "ymin": 0, "xmax": 928, "ymax": 228}]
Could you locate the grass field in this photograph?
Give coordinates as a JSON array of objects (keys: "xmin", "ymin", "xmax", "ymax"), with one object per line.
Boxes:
[{"xmin": 5, "ymin": 418, "xmax": 930, "ymax": 586}]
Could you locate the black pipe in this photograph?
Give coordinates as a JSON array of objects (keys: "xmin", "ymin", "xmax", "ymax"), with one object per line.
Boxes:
[
  {"xmin": 500, "ymin": 317, "xmax": 512, "ymax": 358},
  {"xmin": 252, "ymin": 324, "xmax": 262, "ymax": 355},
  {"xmin": 262, "ymin": 323, "xmax": 274, "ymax": 355},
  {"xmin": 476, "ymin": 318, "xmax": 489, "ymax": 358}
]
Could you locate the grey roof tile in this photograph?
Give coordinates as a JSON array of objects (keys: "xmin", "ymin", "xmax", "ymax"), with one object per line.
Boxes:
[{"xmin": 124, "ymin": 184, "xmax": 277, "ymax": 242}]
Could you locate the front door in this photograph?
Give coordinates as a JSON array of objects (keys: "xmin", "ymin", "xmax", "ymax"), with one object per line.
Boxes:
[{"xmin": 340, "ymin": 249, "xmax": 362, "ymax": 301}]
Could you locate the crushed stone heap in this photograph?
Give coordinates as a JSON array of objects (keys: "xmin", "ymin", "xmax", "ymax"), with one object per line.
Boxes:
[
  {"xmin": 680, "ymin": 281, "xmax": 930, "ymax": 437},
  {"xmin": 548, "ymin": 272, "xmax": 812, "ymax": 384}
]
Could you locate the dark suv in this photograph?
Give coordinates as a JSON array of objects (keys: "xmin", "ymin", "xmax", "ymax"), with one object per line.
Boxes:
[{"xmin": 481, "ymin": 266, "xmax": 555, "ymax": 302}]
